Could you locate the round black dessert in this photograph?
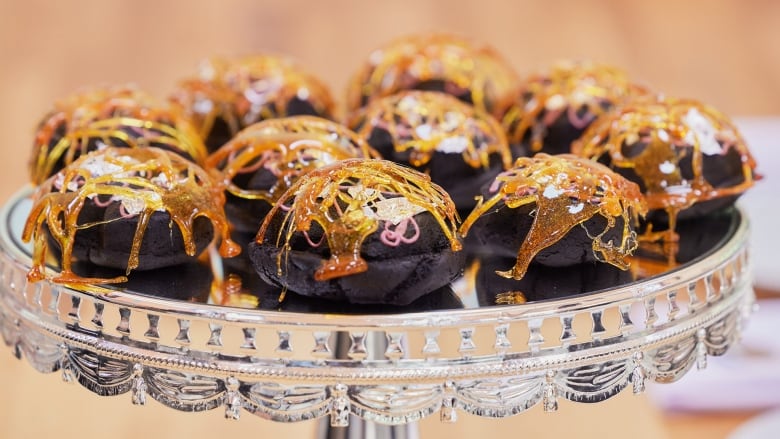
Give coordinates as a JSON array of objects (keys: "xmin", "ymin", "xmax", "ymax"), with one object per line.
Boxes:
[
  {"xmin": 249, "ymin": 159, "xmax": 464, "ymax": 305},
  {"xmin": 350, "ymin": 91, "xmax": 512, "ymax": 212},
  {"xmin": 503, "ymin": 61, "xmax": 647, "ymax": 158},
  {"xmin": 460, "ymin": 154, "xmax": 646, "ymax": 280},
  {"xmin": 68, "ymin": 199, "xmax": 214, "ymax": 271},
  {"xmin": 23, "ymin": 147, "xmax": 239, "ymax": 285},
  {"xmin": 170, "ymin": 55, "xmax": 335, "ymax": 152},
  {"xmin": 251, "ymin": 210, "xmax": 464, "ymax": 305},
  {"xmin": 346, "ymin": 33, "xmax": 519, "ymax": 118},
  {"xmin": 464, "ymin": 198, "xmax": 631, "ymax": 267},
  {"xmin": 30, "ymin": 85, "xmax": 207, "ymax": 185},
  {"xmin": 573, "ymin": 96, "xmax": 759, "ymax": 238},
  {"xmin": 205, "ymin": 116, "xmax": 378, "ymax": 233}
]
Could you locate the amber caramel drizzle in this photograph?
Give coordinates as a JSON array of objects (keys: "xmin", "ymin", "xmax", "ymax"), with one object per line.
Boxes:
[
  {"xmin": 206, "ymin": 116, "xmax": 378, "ymax": 203},
  {"xmin": 346, "ymin": 33, "xmax": 519, "ymax": 118},
  {"xmin": 170, "ymin": 55, "xmax": 335, "ymax": 145},
  {"xmin": 23, "ymin": 147, "xmax": 240, "ymax": 285},
  {"xmin": 256, "ymin": 159, "xmax": 461, "ymax": 282},
  {"xmin": 503, "ymin": 61, "xmax": 647, "ymax": 152},
  {"xmin": 351, "ymin": 91, "xmax": 512, "ymax": 170},
  {"xmin": 30, "ymin": 85, "xmax": 207, "ymax": 184},
  {"xmin": 573, "ymin": 97, "xmax": 758, "ymax": 240},
  {"xmin": 495, "ymin": 291, "xmax": 528, "ymax": 305},
  {"xmin": 460, "ymin": 154, "xmax": 647, "ymax": 280},
  {"xmin": 210, "ymin": 273, "xmax": 260, "ymax": 308}
]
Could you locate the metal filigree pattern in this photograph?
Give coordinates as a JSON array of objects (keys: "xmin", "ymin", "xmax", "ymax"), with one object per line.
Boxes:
[
  {"xmin": 65, "ymin": 348, "xmax": 135, "ymax": 396},
  {"xmin": 241, "ymin": 382, "xmax": 329, "ymax": 422},
  {"xmin": 0, "ymin": 189, "xmax": 755, "ymax": 424},
  {"xmin": 456, "ymin": 376, "xmax": 544, "ymax": 417},
  {"xmin": 558, "ymin": 360, "xmax": 631, "ymax": 403},
  {"xmin": 350, "ymin": 385, "xmax": 442, "ymax": 424},
  {"xmin": 144, "ymin": 369, "xmax": 225, "ymax": 412}
]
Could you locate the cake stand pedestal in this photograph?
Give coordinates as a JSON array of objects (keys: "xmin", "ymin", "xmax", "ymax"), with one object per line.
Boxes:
[{"xmin": 0, "ymin": 189, "xmax": 755, "ymax": 438}]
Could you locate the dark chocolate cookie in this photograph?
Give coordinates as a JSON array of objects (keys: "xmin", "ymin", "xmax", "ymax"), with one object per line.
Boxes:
[
  {"xmin": 351, "ymin": 91, "xmax": 512, "ymax": 211},
  {"xmin": 24, "ymin": 147, "xmax": 239, "ymax": 285},
  {"xmin": 574, "ymin": 96, "xmax": 758, "ymax": 237},
  {"xmin": 460, "ymin": 154, "xmax": 646, "ymax": 280},
  {"xmin": 249, "ymin": 159, "xmax": 464, "ymax": 305},
  {"xmin": 170, "ymin": 55, "xmax": 335, "ymax": 152}
]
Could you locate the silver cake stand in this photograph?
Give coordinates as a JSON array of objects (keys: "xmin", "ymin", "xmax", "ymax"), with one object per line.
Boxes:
[{"xmin": 0, "ymin": 188, "xmax": 756, "ymax": 438}]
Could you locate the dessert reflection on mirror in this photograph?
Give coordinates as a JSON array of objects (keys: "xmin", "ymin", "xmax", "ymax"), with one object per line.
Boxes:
[
  {"xmin": 346, "ymin": 33, "xmax": 519, "ymax": 119},
  {"xmin": 69, "ymin": 260, "xmax": 214, "ymax": 303},
  {"xmin": 22, "ymin": 147, "xmax": 240, "ymax": 285},
  {"xmin": 460, "ymin": 154, "xmax": 647, "ymax": 281},
  {"xmin": 267, "ymin": 285, "xmax": 464, "ymax": 314},
  {"xmin": 206, "ymin": 115, "xmax": 378, "ymax": 233},
  {"xmin": 250, "ymin": 158, "xmax": 464, "ymax": 305},
  {"xmin": 503, "ymin": 60, "xmax": 649, "ymax": 157},
  {"xmin": 573, "ymin": 95, "xmax": 759, "ymax": 242},
  {"xmin": 29, "ymin": 85, "xmax": 208, "ymax": 185},
  {"xmin": 349, "ymin": 90, "xmax": 512, "ymax": 211},
  {"xmin": 475, "ymin": 256, "xmax": 635, "ymax": 305},
  {"xmin": 170, "ymin": 55, "xmax": 336, "ymax": 153},
  {"xmin": 630, "ymin": 208, "xmax": 740, "ymax": 278}
]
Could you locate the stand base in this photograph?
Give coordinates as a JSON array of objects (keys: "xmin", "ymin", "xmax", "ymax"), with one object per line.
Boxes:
[{"xmin": 318, "ymin": 416, "xmax": 418, "ymax": 439}]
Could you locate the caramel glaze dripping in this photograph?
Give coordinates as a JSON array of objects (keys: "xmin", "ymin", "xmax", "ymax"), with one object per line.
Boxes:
[
  {"xmin": 206, "ymin": 116, "xmax": 379, "ymax": 203},
  {"xmin": 30, "ymin": 85, "xmax": 207, "ymax": 184},
  {"xmin": 256, "ymin": 159, "xmax": 462, "ymax": 282},
  {"xmin": 23, "ymin": 147, "xmax": 240, "ymax": 285},
  {"xmin": 350, "ymin": 91, "xmax": 512, "ymax": 170},
  {"xmin": 503, "ymin": 61, "xmax": 648, "ymax": 153},
  {"xmin": 460, "ymin": 154, "xmax": 647, "ymax": 280},
  {"xmin": 345, "ymin": 33, "xmax": 519, "ymax": 119},
  {"xmin": 572, "ymin": 96, "xmax": 758, "ymax": 241},
  {"xmin": 170, "ymin": 55, "xmax": 335, "ymax": 146}
]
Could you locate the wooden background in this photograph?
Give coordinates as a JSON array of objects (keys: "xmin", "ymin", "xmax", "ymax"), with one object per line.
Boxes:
[
  {"xmin": 0, "ymin": 0, "xmax": 777, "ymax": 437},
  {"xmin": 1, "ymin": 0, "xmax": 779, "ymax": 179}
]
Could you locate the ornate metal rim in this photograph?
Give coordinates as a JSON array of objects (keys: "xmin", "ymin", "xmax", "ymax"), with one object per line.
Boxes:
[{"xmin": 0, "ymin": 187, "xmax": 756, "ymax": 425}]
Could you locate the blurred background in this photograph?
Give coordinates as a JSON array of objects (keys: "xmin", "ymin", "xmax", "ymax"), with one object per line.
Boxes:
[
  {"xmin": 1, "ymin": 0, "xmax": 779, "ymax": 178},
  {"xmin": 0, "ymin": 0, "xmax": 778, "ymax": 437}
]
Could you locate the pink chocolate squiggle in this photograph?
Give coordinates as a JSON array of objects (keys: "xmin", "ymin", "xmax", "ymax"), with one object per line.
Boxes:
[
  {"xmin": 567, "ymin": 106, "xmax": 596, "ymax": 129},
  {"xmin": 303, "ymin": 230, "xmax": 325, "ymax": 247},
  {"xmin": 92, "ymin": 195, "xmax": 114, "ymax": 207},
  {"xmin": 380, "ymin": 217, "xmax": 420, "ymax": 246},
  {"xmin": 118, "ymin": 202, "xmax": 138, "ymax": 219}
]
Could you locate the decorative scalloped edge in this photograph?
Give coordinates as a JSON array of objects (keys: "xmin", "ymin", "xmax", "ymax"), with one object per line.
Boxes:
[{"xmin": 0, "ymin": 303, "xmax": 748, "ymax": 425}]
